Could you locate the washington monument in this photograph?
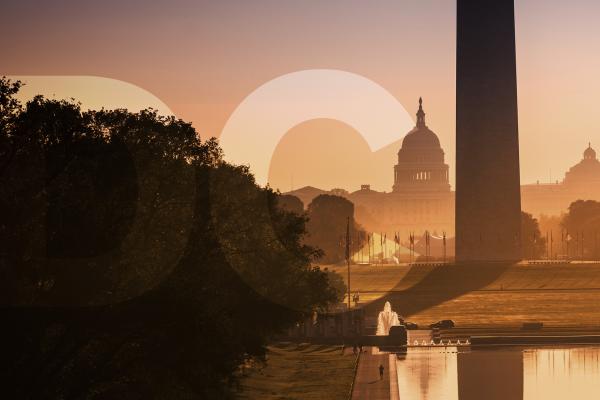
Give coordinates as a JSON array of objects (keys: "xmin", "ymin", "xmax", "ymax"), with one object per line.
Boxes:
[{"xmin": 456, "ymin": 0, "xmax": 522, "ymax": 262}]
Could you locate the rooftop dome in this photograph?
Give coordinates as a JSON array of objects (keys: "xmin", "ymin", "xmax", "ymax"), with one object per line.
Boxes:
[
  {"xmin": 402, "ymin": 126, "xmax": 441, "ymax": 148},
  {"xmin": 400, "ymin": 98, "xmax": 442, "ymax": 149},
  {"xmin": 563, "ymin": 142, "xmax": 600, "ymax": 186},
  {"xmin": 393, "ymin": 98, "xmax": 450, "ymax": 193},
  {"xmin": 584, "ymin": 143, "xmax": 597, "ymax": 160}
]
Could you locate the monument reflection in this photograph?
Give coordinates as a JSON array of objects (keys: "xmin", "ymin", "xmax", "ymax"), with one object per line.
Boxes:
[{"xmin": 395, "ymin": 347, "xmax": 600, "ymax": 399}]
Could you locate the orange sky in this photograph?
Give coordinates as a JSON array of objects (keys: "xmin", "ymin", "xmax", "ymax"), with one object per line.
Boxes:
[{"xmin": 2, "ymin": 0, "xmax": 600, "ymax": 191}]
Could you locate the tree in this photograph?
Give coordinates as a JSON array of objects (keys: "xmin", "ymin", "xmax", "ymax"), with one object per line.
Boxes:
[
  {"xmin": 323, "ymin": 267, "xmax": 347, "ymax": 303},
  {"xmin": 277, "ymin": 194, "xmax": 304, "ymax": 215},
  {"xmin": 521, "ymin": 211, "xmax": 546, "ymax": 259},
  {"xmin": 0, "ymin": 77, "xmax": 340, "ymax": 398},
  {"xmin": 305, "ymin": 194, "xmax": 365, "ymax": 264},
  {"xmin": 562, "ymin": 200, "xmax": 600, "ymax": 259}
]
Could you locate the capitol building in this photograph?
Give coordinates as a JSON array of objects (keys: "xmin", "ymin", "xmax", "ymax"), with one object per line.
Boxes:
[
  {"xmin": 288, "ymin": 99, "xmax": 600, "ymax": 237},
  {"xmin": 348, "ymin": 98, "xmax": 454, "ymax": 237},
  {"xmin": 289, "ymin": 99, "xmax": 454, "ymax": 237},
  {"xmin": 521, "ymin": 143, "xmax": 600, "ymax": 216}
]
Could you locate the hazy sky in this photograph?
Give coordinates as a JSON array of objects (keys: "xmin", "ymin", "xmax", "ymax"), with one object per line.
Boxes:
[{"xmin": 2, "ymin": 0, "xmax": 600, "ymax": 191}]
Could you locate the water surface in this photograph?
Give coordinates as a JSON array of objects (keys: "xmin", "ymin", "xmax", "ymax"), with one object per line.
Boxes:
[{"xmin": 395, "ymin": 346, "xmax": 600, "ymax": 399}]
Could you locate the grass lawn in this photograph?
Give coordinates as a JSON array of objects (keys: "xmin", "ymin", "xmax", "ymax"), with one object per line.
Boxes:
[
  {"xmin": 329, "ymin": 262, "xmax": 600, "ymax": 327},
  {"xmin": 237, "ymin": 343, "xmax": 357, "ymax": 400}
]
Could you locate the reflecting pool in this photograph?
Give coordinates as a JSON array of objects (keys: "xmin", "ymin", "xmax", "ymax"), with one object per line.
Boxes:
[{"xmin": 395, "ymin": 346, "xmax": 600, "ymax": 399}]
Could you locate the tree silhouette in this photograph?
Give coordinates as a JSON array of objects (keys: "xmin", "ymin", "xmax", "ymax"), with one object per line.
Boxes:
[
  {"xmin": 521, "ymin": 211, "xmax": 546, "ymax": 259},
  {"xmin": 0, "ymin": 77, "xmax": 339, "ymax": 398},
  {"xmin": 562, "ymin": 200, "xmax": 600, "ymax": 259},
  {"xmin": 306, "ymin": 194, "xmax": 365, "ymax": 264}
]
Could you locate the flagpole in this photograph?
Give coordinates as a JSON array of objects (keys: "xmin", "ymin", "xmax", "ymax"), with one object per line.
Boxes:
[
  {"xmin": 346, "ymin": 217, "xmax": 351, "ymax": 311},
  {"xmin": 409, "ymin": 232, "xmax": 412, "ymax": 264},
  {"xmin": 394, "ymin": 232, "xmax": 400, "ymax": 262},
  {"xmin": 360, "ymin": 231, "xmax": 363, "ymax": 263},
  {"xmin": 380, "ymin": 232, "xmax": 383, "ymax": 266},
  {"xmin": 367, "ymin": 234, "xmax": 369, "ymax": 264},
  {"xmin": 411, "ymin": 232, "xmax": 414, "ymax": 264},
  {"xmin": 443, "ymin": 231, "xmax": 447, "ymax": 264},
  {"xmin": 532, "ymin": 231, "xmax": 536, "ymax": 261},
  {"xmin": 384, "ymin": 233, "xmax": 387, "ymax": 264},
  {"xmin": 561, "ymin": 230, "xmax": 564, "ymax": 259},
  {"xmin": 582, "ymin": 232, "xmax": 585, "ymax": 261},
  {"xmin": 368, "ymin": 234, "xmax": 370, "ymax": 264},
  {"xmin": 567, "ymin": 231, "xmax": 570, "ymax": 260}
]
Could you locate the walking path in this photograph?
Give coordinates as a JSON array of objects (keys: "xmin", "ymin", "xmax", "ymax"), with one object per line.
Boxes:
[
  {"xmin": 351, "ymin": 347, "xmax": 391, "ymax": 400},
  {"xmin": 351, "ymin": 331, "xmax": 433, "ymax": 399}
]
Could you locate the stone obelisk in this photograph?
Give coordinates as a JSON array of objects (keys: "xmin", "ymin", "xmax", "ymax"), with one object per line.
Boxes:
[{"xmin": 456, "ymin": 0, "xmax": 522, "ymax": 263}]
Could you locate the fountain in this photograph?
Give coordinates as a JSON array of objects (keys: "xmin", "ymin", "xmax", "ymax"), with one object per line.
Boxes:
[{"xmin": 376, "ymin": 301, "xmax": 401, "ymax": 336}]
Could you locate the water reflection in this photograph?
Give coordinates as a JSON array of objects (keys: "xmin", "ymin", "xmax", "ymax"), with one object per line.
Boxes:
[
  {"xmin": 524, "ymin": 348, "xmax": 600, "ymax": 399},
  {"xmin": 396, "ymin": 347, "xmax": 458, "ymax": 400},
  {"xmin": 395, "ymin": 346, "xmax": 600, "ymax": 399}
]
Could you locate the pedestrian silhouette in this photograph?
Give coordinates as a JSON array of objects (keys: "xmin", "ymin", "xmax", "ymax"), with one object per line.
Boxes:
[{"xmin": 379, "ymin": 363, "xmax": 384, "ymax": 380}]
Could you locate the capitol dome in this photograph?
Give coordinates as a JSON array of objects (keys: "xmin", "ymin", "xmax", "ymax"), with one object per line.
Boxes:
[
  {"xmin": 401, "ymin": 126, "xmax": 441, "ymax": 148},
  {"xmin": 564, "ymin": 142, "xmax": 600, "ymax": 186},
  {"xmin": 584, "ymin": 143, "xmax": 597, "ymax": 160},
  {"xmin": 401, "ymin": 98, "xmax": 441, "ymax": 149},
  {"xmin": 393, "ymin": 98, "xmax": 450, "ymax": 193}
]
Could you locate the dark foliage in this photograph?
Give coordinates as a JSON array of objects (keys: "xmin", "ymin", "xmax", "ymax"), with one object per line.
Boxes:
[
  {"xmin": 0, "ymin": 77, "xmax": 339, "ymax": 399},
  {"xmin": 277, "ymin": 194, "xmax": 304, "ymax": 215},
  {"xmin": 521, "ymin": 211, "xmax": 546, "ymax": 259},
  {"xmin": 305, "ymin": 194, "xmax": 364, "ymax": 264},
  {"xmin": 562, "ymin": 200, "xmax": 600, "ymax": 259}
]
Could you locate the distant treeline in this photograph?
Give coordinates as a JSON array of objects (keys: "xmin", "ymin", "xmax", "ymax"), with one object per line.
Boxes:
[{"xmin": 531, "ymin": 201, "xmax": 600, "ymax": 259}]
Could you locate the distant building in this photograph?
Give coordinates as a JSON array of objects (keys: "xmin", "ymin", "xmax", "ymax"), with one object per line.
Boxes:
[
  {"xmin": 289, "ymin": 99, "xmax": 455, "ymax": 239},
  {"xmin": 521, "ymin": 143, "xmax": 600, "ymax": 216},
  {"xmin": 287, "ymin": 105, "xmax": 600, "ymax": 239},
  {"xmin": 348, "ymin": 99, "xmax": 454, "ymax": 238}
]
